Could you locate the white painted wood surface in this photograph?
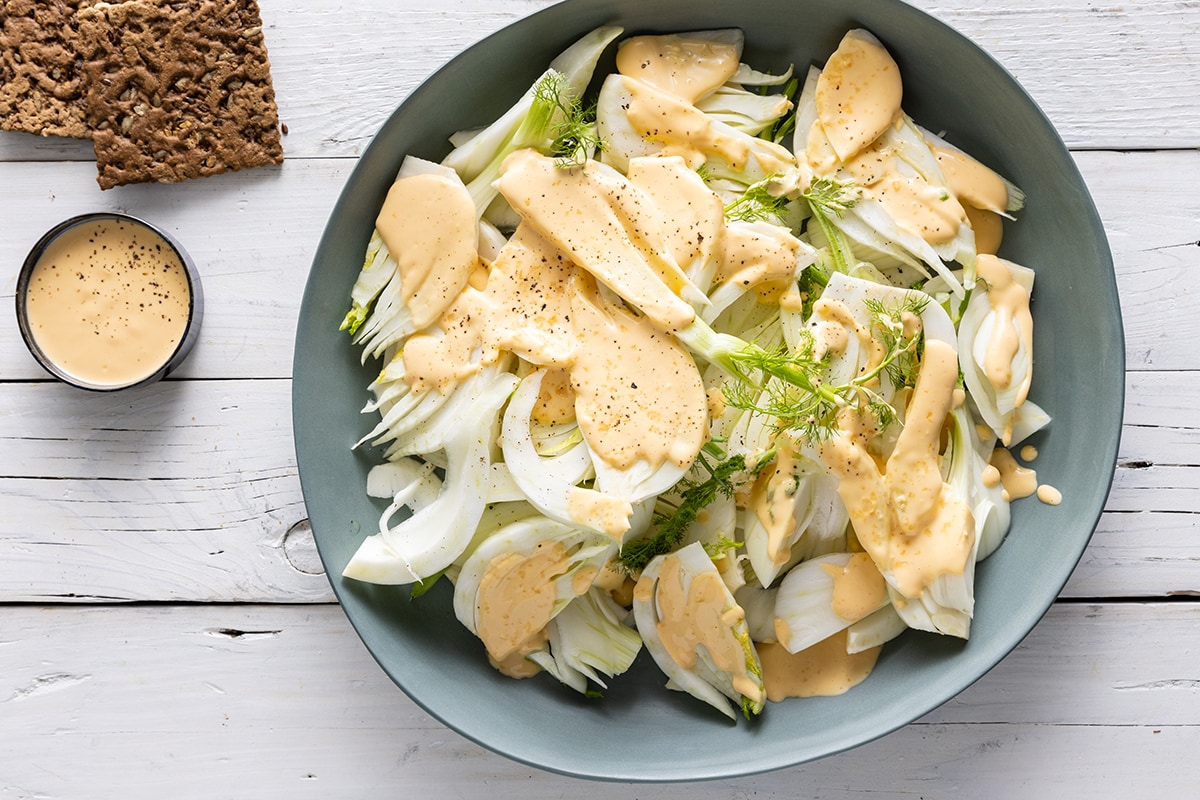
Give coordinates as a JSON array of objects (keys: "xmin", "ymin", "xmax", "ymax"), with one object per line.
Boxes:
[{"xmin": 1, "ymin": 0, "xmax": 1198, "ymax": 796}]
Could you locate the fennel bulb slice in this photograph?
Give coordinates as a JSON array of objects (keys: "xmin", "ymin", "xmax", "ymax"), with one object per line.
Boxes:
[
  {"xmin": 530, "ymin": 587, "xmax": 643, "ymax": 693},
  {"xmin": 341, "ymin": 369, "xmax": 518, "ymax": 585},
  {"xmin": 774, "ymin": 552, "xmax": 890, "ymax": 654},
  {"xmin": 633, "ymin": 542, "xmax": 765, "ymax": 720},
  {"xmin": 500, "ymin": 369, "xmax": 633, "ymax": 539}
]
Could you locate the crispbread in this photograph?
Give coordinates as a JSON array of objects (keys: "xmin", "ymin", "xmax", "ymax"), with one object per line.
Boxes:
[
  {"xmin": 0, "ymin": 0, "xmax": 96, "ymax": 138},
  {"xmin": 78, "ymin": 0, "xmax": 284, "ymax": 189}
]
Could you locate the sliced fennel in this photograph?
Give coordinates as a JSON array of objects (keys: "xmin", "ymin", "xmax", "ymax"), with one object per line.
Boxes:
[
  {"xmin": 342, "ymin": 368, "xmax": 517, "ymax": 584},
  {"xmin": 500, "ymin": 369, "xmax": 634, "ymax": 539},
  {"xmin": 633, "ymin": 542, "xmax": 765, "ymax": 719},
  {"xmin": 441, "ymin": 25, "xmax": 623, "ymax": 216},
  {"xmin": 530, "ymin": 587, "xmax": 643, "ymax": 693},
  {"xmin": 337, "ymin": 25, "xmax": 1052, "ymax": 720},
  {"xmin": 958, "ymin": 255, "xmax": 1050, "ymax": 446},
  {"xmin": 452, "ymin": 515, "xmax": 616, "ymax": 643},
  {"xmin": 774, "ymin": 552, "xmax": 890, "ymax": 654}
]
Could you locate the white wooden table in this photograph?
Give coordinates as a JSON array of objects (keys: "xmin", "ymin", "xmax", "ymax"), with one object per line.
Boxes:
[{"xmin": 3, "ymin": 1, "xmax": 1198, "ymax": 796}]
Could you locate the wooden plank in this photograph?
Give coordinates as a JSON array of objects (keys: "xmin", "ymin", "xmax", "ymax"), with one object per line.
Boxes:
[
  {"xmin": 0, "ymin": 0, "xmax": 1196, "ymax": 164},
  {"xmin": 1066, "ymin": 511, "xmax": 1200, "ymax": 599},
  {"xmin": 0, "ymin": 379, "xmax": 324, "ymax": 603},
  {"xmin": 1, "ymin": 151, "xmax": 1198, "ymax": 379},
  {"xmin": 0, "ymin": 160, "xmax": 341, "ymax": 382},
  {"xmin": 1, "ymin": 602, "xmax": 1197, "ymax": 797},
  {"xmin": 911, "ymin": 0, "xmax": 1200, "ymax": 149},
  {"xmin": 0, "ymin": 366, "xmax": 1195, "ymax": 602},
  {"xmin": 1085, "ymin": 150, "xmax": 1200, "ymax": 372}
]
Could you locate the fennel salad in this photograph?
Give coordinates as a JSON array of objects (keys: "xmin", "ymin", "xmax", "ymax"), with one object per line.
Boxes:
[{"xmin": 337, "ymin": 26, "xmax": 1057, "ymax": 719}]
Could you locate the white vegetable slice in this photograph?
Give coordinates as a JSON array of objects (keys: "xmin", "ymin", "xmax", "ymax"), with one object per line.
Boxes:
[
  {"xmin": 734, "ymin": 584, "xmax": 779, "ymax": 643},
  {"xmin": 341, "ymin": 369, "xmax": 518, "ymax": 584},
  {"xmin": 958, "ymin": 256, "xmax": 1049, "ymax": 446},
  {"xmin": 949, "ymin": 404, "xmax": 1011, "ymax": 563},
  {"xmin": 774, "ymin": 552, "xmax": 890, "ymax": 654},
  {"xmin": 442, "ymin": 26, "xmax": 623, "ymax": 182},
  {"xmin": 500, "ymin": 370, "xmax": 633, "ymax": 539},
  {"xmin": 453, "ymin": 516, "xmax": 615, "ymax": 638},
  {"xmin": 529, "ymin": 587, "xmax": 643, "ymax": 693},
  {"xmin": 596, "ymin": 73, "xmax": 794, "ymax": 187},
  {"xmin": 633, "ymin": 542, "xmax": 764, "ymax": 720},
  {"xmin": 365, "ymin": 458, "xmax": 442, "ymax": 519},
  {"xmin": 742, "ymin": 455, "xmax": 820, "ymax": 589},
  {"xmin": 695, "ymin": 84, "xmax": 793, "ymax": 136},
  {"xmin": 846, "ymin": 603, "xmax": 907, "ymax": 654}
]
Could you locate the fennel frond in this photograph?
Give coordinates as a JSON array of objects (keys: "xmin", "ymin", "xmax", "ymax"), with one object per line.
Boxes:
[
  {"xmin": 536, "ymin": 71, "xmax": 606, "ymax": 168},
  {"xmin": 724, "ymin": 175, "xmax": 791, "ymax": 223},
  {"xmin": 803, "ymin": 177, "xmax": 860, "ymax": 274},
  {"xmin": 618, "ymin": 444, "xmax": 771, "ymax": 574}
]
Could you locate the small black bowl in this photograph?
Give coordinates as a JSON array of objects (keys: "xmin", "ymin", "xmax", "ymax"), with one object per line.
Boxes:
[{"xmin": 15, "ymin": 212, "xmax": 204, "ymax": 391}]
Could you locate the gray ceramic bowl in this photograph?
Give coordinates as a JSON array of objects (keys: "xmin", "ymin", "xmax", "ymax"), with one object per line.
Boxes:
[{"xmin": 293, "ymin": 0, "xmax": 1123, "ymax": 781}]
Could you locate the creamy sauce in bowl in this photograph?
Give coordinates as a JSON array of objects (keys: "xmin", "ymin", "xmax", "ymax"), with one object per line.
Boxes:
[{"xmin": 17, "ymin": 214, "xmax": 202, "ymax": 391}]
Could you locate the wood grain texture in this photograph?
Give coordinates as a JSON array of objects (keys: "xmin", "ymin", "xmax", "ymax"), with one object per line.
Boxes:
[
  {"xmin": 0, "ymin": 0, "xmax": 1196, "ymax": 164},
  {"xmin": 1, "ymin": 0, "xmax": 1197, "ymax": 793},
  {"xmin": 0, "ymin": 369, "xmax": 1195, "ymax": 602},
  {"xmin": 2, "ymin": 603, "xmax": 1197, "ymax": 798},
  {"xmin": 1, "ymin": 151, "xmax": 1197, "ymax": 380},
  {"xmin": 0, "ymin": 380, "xmax": 324, "ymax": 603}
]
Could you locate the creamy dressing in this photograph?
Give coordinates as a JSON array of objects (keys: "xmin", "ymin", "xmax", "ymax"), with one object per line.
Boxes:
[
  {"xmin": 815, "ymin": 30, "xmax": 903, "ymax": 161},
  {"xmin": 823, "ymin": 552, "xmax": 887, "ymax": 621},
  {"xmin": 990, "ymin": 447, "xmax": 1037, "ymax": 501},
  {"xmin": 623, "ymin": 76, "xmax": 752, "ymax": 170},
  {"xmin": 594, "ymin": 559, "xmax": 636, "ymax": 606},
  {"xmin": 758, "ymin": 631, "xmax": 880, "ymax": 701},
  {"xmin": 567, "ymin": 486, "xmax": 634, "ymax": 541},
  {"xmin": 615, "ymin": 33, "xmax": 740, "ymax": 104},
  {"xmin": 807, "ymin": 316, "xmax": 851, "ymax": 360},
  {"xmin": 820, "ymin": 340, "xmax": 975, "ymax": 600},
  {"xmin": 647, "ymin": 554, "xmax": 764, "ymax": 703},
  {"xmin": 476, "ymin": 542, "xmax": 577, "ymax": 676},
  {"xmin": 982, "ymin": 464, "xmax": 1002, "ymax": 488},
  {"xmin": 933, "ymin": 145, "xmax": 1009, "ymax": 214},
  {"xmin": 749, "ymin": 444, "xmax": 801, "ymax": 565},
  {"xmin": 991, "ymin": 447, "xmax": 1061, "ymax": 505},
  {"xmin": 976, "ymin": 255, "xmax": 1033, "ymax": 408},
  {"xmin": 716, "ymin": 222, "xmax": 805, "ymax": 296},
  {"xmin": 626, "ymin": 155, "xmax": 725, "ymax": 276},
  {"xmin": 811, "ymin": 297, "xmax": 886, "ymax": 380},
  {"xmin": 497, "ymin": 148, "xmax": 697, "ymax": 331},
  {"xmin": 569, "ymin": 273, "xmax": 707, "ymax": 470},
  {"xmin": 965, "ymin": 205, "xmax": 1003, "ymax": 255},
  {"xmin": 24, "ymin": 218, "xmax": 191, "ymax": 388},
  {"xmin": 376, "ymin": 173, "xmax": 480, "ymax": 330},
  {"xmin": 401, "ymin": 223, "xmax": 577, "ymax": 394},
  {"xmin": 1037, "ymin": 484, "xmax": 1062, "ymax": 505},
  {"xmin": 871, "ymin": 173, "xmax": 967, "ymax": 245},
  {"xmin": 531, "ymin": 367, "xmax": 576, "ymax": 425},
  {"xmin": 824, "ymin": 137, "xmax": 967, "ymax": 246},
  {"xmin": 621, "ymin": 75, "xmax": 796, "ymax": 175}
]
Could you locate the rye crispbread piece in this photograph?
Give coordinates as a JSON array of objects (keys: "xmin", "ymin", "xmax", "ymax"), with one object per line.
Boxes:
[
  {"xmin": 78, "ymin": 0, "xmax": 283, "ymax": 189},
  {"xmin": 0, "ymin": 0, "xmax": 96, "ymax": 138}
]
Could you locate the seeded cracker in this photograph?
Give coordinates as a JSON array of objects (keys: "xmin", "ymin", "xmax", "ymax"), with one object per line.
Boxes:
[
  {"xmin": 0, "ymin": 0, "xmax": 97, "ymax": 138},
  {"xmin": 78, "ymin": 0, "xmax": 283, "ymax": 189}
]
